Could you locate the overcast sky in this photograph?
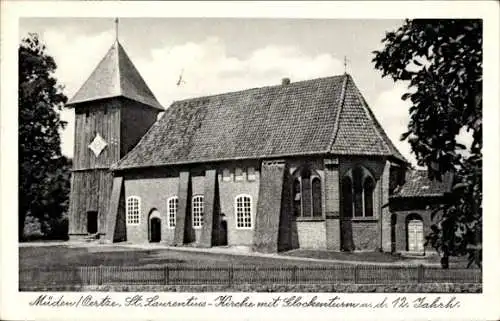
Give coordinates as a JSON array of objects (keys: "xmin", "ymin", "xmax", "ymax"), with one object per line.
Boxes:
[{"xmin": 20, "ymin": 18, "xmax": 419, "ymax": 164}]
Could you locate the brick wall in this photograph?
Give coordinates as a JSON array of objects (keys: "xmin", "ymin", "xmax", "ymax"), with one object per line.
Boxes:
[
  {"xmin": 124, "ymin": 174, "xmax": 179, "ymax": 244},
  {"xmin": 118, "ymin": 156, "xmax": 393, "ymax": 252},
  {"xmin": 325, "ymin": 219, "xmax": 340, "ymax": 250},
  {"xmin": 217, "ymin": 161, "xmax": 260, "ymax": 247},
  {"xmin": 351, "ymin": 220, "xmax": 379, "ymax": 250},
  {"xmin": 296, "ymin": 221, "xmax": 327, "ymax": 249},
  {"xmin": 121, "ymin": 161, "xmax": 261, "ymax": 247}
]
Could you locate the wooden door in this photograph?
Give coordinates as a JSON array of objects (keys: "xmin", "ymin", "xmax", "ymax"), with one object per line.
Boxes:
[
  {"xmin": 87, "ymin": 211, "xmax": 98, "ymax": 234},
  {"xmin": 408, "ymin": 219, "xmax": 424, "ymax": 253},
  {"xmin": 150, "ymin": 218, "xmax": 161, "ymax": 242}
]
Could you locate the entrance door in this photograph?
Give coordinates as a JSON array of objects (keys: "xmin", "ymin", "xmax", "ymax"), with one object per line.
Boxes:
[
  {"xmin": 150, "ymin": 217, "xmax": 161, "ymax": 242},
  {"xmin": 87, "ymin": 211, "xmax": 98, "ymax": 234},
  {"xmin": 408, "ymin": 219, "xmax": 424, "ymax": 253}
]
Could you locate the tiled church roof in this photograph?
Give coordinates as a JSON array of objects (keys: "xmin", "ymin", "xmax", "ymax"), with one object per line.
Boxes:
[
  {"xmin": 392, "ymin": 170, "xmax": 454, "ymax": 198},
  {"xmin": 113, "ymin": 74, "xmax": 406, "ymax": 170},
  {"xmin": 67, "ymin": 41, "xmax": 163, "ymax": 110}
]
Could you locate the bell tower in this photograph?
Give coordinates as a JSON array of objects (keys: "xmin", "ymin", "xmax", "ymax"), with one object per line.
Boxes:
[{"xmin": 66, "ymin": 19, "xmax": 163, "ymax": 240}]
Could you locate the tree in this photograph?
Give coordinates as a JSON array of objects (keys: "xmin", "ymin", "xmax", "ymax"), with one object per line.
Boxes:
[
  {"xmin": 372, "ymin": 19, "xmax": 482, "ymax": 268},
  {"xmin": 19, "ymin": 33, "xmax": 69, "ymax": 241}
]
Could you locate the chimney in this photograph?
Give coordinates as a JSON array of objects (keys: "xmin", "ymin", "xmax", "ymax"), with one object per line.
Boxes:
[{"xmin": 281, "ymin": 77, "xmax": 291, "ymax": 86}]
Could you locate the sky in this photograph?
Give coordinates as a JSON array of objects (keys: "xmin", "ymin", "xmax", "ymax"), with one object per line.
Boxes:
[{"xmin": 19, "ymin": 18, "xmax": 419, "ymax": 164}]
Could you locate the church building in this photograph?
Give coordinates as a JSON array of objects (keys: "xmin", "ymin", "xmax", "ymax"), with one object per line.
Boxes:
[{"xmin": 66, "ymin": 37, "xmax": 451, "ymax": 254}]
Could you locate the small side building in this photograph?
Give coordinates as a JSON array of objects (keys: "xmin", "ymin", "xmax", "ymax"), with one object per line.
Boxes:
[{"xmin": 389, "ymin": 170, "xmax": 454, "ymax": 255}]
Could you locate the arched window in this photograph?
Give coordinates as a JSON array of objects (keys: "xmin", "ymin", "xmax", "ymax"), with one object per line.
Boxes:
[
  {"xmin": 192, "ymin": 195, "xmax": 204, "ymax": 228},
  {"xmin": 126, "ymin": 196, "xmax": 141, "ymax": 225},
  {"xmin": 364, "ymin": 177, "xmax": 375, "ymax": 217},
  {"xmin": 292, "ymin": 166, "xmax": 322, "ymax": 218},
  {"xmin": 352, "ymin": 167, "xmax": 364, "ymax": 217},
  {"xmin": 301, "ymin": 170, "xmax": 312, "ymax": 217},
  {"xmin": 312, "ymin": 178, "xmax": 322, "ymax": 217},
  {"xmin": 342, "ymin": 166, "xmax": 375, "ymax": 218},
  {"xmin": 293, "ymin": 178, "xmax": 301, "ymax": 217},
  {"xmin": 167, "ymin": 196, "xmax": 178, "ymax": 228},
  {"xmin": 341, "ymin": 176, "xmax": 353, "ymax": 218},
  {"xmin": 235, "ymin": 194, "xmax": 252, "ymax": 229}
]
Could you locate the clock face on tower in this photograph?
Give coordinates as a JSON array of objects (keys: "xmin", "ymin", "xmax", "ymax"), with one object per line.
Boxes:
[{"xmin": 88, "ymin": 132, "xmax": 108, "ymax": 157}]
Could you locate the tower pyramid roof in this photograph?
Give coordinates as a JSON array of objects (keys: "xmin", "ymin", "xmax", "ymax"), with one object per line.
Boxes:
[{"xmin": 67, "ymin": 40, "xmax": 163, "ymax": 110}]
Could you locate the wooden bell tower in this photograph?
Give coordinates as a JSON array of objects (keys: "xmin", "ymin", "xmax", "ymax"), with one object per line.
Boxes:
[{"xmin": 66, "ymin": 19, "xmax": 163, "ymax": 240}]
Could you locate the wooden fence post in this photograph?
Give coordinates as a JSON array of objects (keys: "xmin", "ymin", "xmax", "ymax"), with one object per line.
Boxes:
[
  {"xmin": 98, "ymin": 266, "xmax": 103, "ymax": 285},
  {"xmin": 417, "ymin": 265, "xmax": 424, "ymax": 283},
  {"xmin": 164, "ymin": 266, "xmax": 169, "ymax": 285},
  {"xmin": 354, "ymin": 265, "xmax": 359, "ymax": 284},
  {"xmin": 291, "ymin": 266, "xmax": 298, "ymax": 283},
  {"xmin": 228, "ymin": 266, "xmax": 234, "ymax": 287}
]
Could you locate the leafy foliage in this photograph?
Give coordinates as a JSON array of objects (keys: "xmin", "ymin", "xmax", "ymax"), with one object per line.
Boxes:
[
  {"xmin": 19, "ymin": 33, "xmax": 71, "ymax": 241},
  {"xmin": 373, "ymin": 19, "xmax": 482, "ymax": 268}
]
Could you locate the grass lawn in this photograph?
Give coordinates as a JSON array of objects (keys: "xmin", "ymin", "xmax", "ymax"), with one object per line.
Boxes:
[
  {"xmin": 283, "ymin": 249, "xmax": 409, "ymax": 263},
  {"xmin": 19, "ymin": 244, "xmax": 354, "ymax": 270},
  {"xmin": 19, "ymin": 243, "xmax": 474, "ymax": 270},
  {"xmin": 284, "ymin": 249, "xmax": 474, "ymax": 268}
]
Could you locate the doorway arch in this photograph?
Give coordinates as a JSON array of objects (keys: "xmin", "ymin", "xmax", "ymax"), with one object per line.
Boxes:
[{"xmin": 148, "ymin": 209, "xmax": 161, "ymax": 243}]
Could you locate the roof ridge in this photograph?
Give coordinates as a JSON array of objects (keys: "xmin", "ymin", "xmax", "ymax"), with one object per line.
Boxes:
[
  {"xmin": 68, "ymin": 44, "xmax": 117, "ymax": 105},
  {"xmin": 350, "ymin": 77, "xmax": 391, "ymax": 155},
  {"xmin": 350, "ymin": 77, "xmax": 407, "ymax": 162},
  {"xmin": 115, "ymin": 41, "xmax": 122, "ymax": 96},
  {"xmin": 327, "ymin": 74, "xmax": 349, "ymax": 152},
  {"xmin": 171, "ymin": 74, "xmax": 346, "ymax": 106}
]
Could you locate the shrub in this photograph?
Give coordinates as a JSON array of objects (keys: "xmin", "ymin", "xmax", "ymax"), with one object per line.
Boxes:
[{"xmin": 22, "ymin": 216, "xmax": 44, "ymax": 241}]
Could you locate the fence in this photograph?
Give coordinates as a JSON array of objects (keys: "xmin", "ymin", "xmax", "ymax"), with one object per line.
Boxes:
[{"xmin": 19, "ymin": 264, "xmax": 482, "ymax": 289}]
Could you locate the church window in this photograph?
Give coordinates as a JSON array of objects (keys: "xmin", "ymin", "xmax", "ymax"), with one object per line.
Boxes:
[
  {"xmin": 364, "ymin": 177, "xmax": 375, "ymax": 217},
  {"xmin": 342, "ymin": 166, "xmax": 375, "ymax": 218},
  {"xmin": 126, "ymin": 196, "xmax": 141, "ymax": 225},
  {"xmin": 235, "ymin": 168, "xmax": 244, "ymax": 181},
  {"xmin": 167, "ymin": 196, "xmax": 178, "ymax": 228},
  {"xmin": 342, "ymin": 176, "xmax": 353, "ymax": 218},
  {"xmin": 293, "ymin": 178, "xmax": 301, "ymax": 217},
  {"xmin": 192, "ymin": 195, "xmax": 204, "ymax": 228},
  {"xmin": 312, "ymin": 177, "xmax": 322, "ymax": 217},
  {"xmin": 292, "ymin": 166, "xmax": 322, "ymax": 218},
  {"xmin": 353, "ymin": 167, "xmax": 364, "ymax": 217},
  {"xmin": 247, "ymin": 167, "xmax": 256, "ymax": 181},
  {"xmin": 222, "ymin": 168, "xmax": 231, "ymax": 182},
  {"xmin": 235, "ymin": 194, "xmax": 252, "ymax": 229}
]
